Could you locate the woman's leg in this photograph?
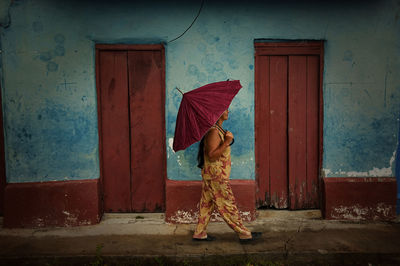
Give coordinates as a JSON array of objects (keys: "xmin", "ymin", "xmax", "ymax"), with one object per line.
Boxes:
[
  {"xmin": 210, "ymin": 178, "xmax": 251, "ymax": 238},
  {"xmin": 193, "ymin": 180, "xmax": 215, "ymax": 239}
]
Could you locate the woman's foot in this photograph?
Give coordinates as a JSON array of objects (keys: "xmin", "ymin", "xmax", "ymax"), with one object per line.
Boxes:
[
  {"xmin": 192, "ymin": 235, "xmax": 216, "ymax": 241},
  {"xmin": 239, "ymin": 232, "xmax": 262, "ymax": 244}
]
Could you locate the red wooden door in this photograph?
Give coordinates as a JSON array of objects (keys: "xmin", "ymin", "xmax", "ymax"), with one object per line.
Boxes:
[
  {"xmin": 96, "ymin": 45, "xmax": 166, "ymax": 213},
  {"xmin": 255, "ymin": 42, "xmax": 323, "ymax": 210}
]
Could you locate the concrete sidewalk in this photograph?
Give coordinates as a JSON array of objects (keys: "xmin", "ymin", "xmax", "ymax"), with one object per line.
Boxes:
[{"xmin": 1, "ymin": 210, "xmax": 400, "ymax": 265}]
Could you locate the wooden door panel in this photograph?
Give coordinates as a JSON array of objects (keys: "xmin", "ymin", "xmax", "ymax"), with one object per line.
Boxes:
[
  {"xmin": 128, "ymin": 50, "xmax": 165, "ymax": 212},
  {"xmin": 288, "ymin": 56, "xmax": 308, "ymax": 209},
  {"xmin": 255, "ymin": 55, "xmax": 270, "ymax": 206},
  {"xmin": 269, "ymin": 56, "xmax": 288, "ymax": 208},
  {"xmin": 306, "ymin": 56, "xmax": 320, "ymax": 208},
  {"xmin": 99, "ymin": 51, "xmax": 131, "ymax": 212}
]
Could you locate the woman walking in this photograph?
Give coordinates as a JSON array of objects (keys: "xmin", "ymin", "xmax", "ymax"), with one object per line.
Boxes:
[{"xmin": 192, "ymin": 110, "xmax": 261, "ymax": 243}]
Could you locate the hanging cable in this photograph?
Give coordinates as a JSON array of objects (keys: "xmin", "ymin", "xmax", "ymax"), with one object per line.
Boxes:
[{"xmin": 168, "ymin": 0, "xmax": 205, "ymax": 43}]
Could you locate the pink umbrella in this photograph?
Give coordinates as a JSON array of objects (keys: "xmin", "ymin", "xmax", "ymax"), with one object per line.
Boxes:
[{"xmin": 173, "ymin": 80, "xmax": 242, "ymax": 152}]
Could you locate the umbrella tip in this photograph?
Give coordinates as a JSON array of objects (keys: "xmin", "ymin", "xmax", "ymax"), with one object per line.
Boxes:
[{"xmin": 175, "ymin": 87, "xmax": 184, "ymax": 95}]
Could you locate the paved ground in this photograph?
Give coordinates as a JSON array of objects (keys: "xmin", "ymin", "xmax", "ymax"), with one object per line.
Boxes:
[{"xmin": 0, "ymin": 211, "xmax": 400, "ymax": 265}]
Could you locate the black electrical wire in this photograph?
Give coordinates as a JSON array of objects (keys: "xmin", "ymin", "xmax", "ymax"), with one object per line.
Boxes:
[{"xmin": 168, "ymin": 0, "xmax": 205, "ymax": 43}]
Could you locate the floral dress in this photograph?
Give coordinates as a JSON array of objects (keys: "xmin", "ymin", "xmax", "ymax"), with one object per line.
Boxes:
[{"xmin": 193, "ymin": 126, "xmax": 251, "ymax": 239}]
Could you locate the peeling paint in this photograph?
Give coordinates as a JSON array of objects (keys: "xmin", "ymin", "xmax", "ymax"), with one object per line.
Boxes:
[
  {"xmin": 331, "ymin": 205, "xmax": 368, "ymax": 220},
  {"xmin": 270, "ymin": 191, "xmax": 288, "ymax": 209},
  {"xmin": 168, "ymin": 138, "xmax": 174, "ymax": 154},
  {"xmin": 323, "ymin": 150, "xmax": 396, "ymax": 177},
  {"xmin": 34, "ymin": 217, "xmax": 45, "ymax": 227},
  {"xmin": 331, "ymin": 203, "xmax": 395, "ymax": 220},
  {"xmin": 375, "ymin": 203, "xmax": 392, "ymax": 218},
  {"xmin": 167, "ymin": 209, "xmax": 253, "ymax": 224},
  {"xmin": 32, "ymin": 213, "xmax": 93, "ymax": 228},
  {"xmin": 167, "ymin": 210, "xmax": 198, "ymax": 224},
  {"xmin": 65, "ymin": 213, "xmax": 78, "ymax": 225}
]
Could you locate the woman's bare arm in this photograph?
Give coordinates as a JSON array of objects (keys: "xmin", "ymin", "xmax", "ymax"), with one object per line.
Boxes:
[{"xmin": 205, "ymin": 128, "xmax": 233, "ymax": 161}]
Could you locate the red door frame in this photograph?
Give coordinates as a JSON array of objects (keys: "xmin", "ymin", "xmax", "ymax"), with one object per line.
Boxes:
[
  {"xmin": 0, "ymin": 83, "xmax": 5, "ymax": 216},
  {"xmin": 254, "ymin": 41, "xmax": 324, "ymax": 209},
  {"xmin": 95, "ymin": 44, "xmax": 166, "ymax": 212}
]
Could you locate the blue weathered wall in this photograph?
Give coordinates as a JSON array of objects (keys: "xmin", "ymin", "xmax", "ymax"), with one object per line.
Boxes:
[{"xmin": 0, "ymin": 0, "xmax": 399, "ymax": 183}]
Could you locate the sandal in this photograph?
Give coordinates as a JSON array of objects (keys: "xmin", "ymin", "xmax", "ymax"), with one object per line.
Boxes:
[
  {"xmin": 192, "ymin": 235, "xmax": 216, "ymax": 242},
  {"xmin": 239, "ymin": 232, "xmax": 262, "ymax": 244}
]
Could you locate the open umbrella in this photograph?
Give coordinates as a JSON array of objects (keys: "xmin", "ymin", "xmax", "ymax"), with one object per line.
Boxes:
[{"xmin": 173, "ymin": 80, "xmax": 242, "ymax": 152}]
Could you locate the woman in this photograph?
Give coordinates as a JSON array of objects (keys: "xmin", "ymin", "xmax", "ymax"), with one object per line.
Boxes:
[{"xmin": 192, "ymin": 109, "xmax": 261, "ymax": 243}]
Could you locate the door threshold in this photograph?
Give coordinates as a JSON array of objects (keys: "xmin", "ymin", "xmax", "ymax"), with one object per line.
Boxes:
[
  {"xmin": 257, "ymin": 209, "xmax": 321, "ymax": 219},
  {"xmin": 101, "ymin": 213, "xmax": 165, "ymax": 224}
]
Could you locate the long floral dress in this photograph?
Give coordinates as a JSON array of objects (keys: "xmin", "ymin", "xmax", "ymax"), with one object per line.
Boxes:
[{"xmin": 193, "ymin": 126, "xmax": 251, "ymax": 239}]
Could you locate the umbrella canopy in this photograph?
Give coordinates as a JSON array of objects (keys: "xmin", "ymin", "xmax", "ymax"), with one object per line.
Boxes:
[{"xmin": 173, "ymin": 80, "xmax": 242, "ymax": 152}]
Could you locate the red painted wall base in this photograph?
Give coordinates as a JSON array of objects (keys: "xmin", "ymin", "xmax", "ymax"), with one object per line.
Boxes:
[
  {"xmin": 165, "ymin": 179, "xmax": 256, "ymax": 224},
  {"xmin": 3, "ymin": 179, "xmax": 102, "ymax": 228},
  {"xmin": 323, "ymin": 177, "xmax": 396, "ymax": 221},
  {"xmin": 4, "ymin": 176, "xmax": 396, "ymax": 228}
]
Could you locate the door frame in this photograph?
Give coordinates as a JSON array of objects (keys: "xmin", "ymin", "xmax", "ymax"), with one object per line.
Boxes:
[
  {"xmin": 254, "ymin": 40, "xmax": 324, "ymax": 209},
  {"xmin": 0, "ymin": 82, "xmax": 5, "ymax": 216},
  {"xmin": 95, "ymin": 44, "xmax": 166, "ymax": 213}
]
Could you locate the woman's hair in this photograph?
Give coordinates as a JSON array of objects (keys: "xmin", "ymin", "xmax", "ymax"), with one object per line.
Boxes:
[{"xmin": 197, "ymin": 136, "xmax": 205, "ymax": 169}]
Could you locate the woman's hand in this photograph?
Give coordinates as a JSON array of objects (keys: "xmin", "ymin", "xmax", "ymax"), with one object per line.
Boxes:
[{"xmin": 224, "ymin": 131, "xmax": 234, "ymax": 145}]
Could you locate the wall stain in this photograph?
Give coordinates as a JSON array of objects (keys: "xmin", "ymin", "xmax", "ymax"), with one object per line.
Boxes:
[
  {"xmin": 54, "ymin": 34, "xmax": 66, "ymax": 44},
  {"xmin": 201, "ymin": 54, "xmax": 216, "ymax": 74},
  {"xmin": 36, "ymin": 34, "xmax": 66, "ymax": 71},
  {"xmin": 227, "ymin": 57, "xmax": 238, "ymax": 69},
  {"xmin": 343, "ymin": 50, "xmax": 353, "ymax": 62},
  {"xmin": 214, "ymin": 62, "xmax": 223, "ymax": 71},
  {"xmin": 197, "ymin": 43, "xmax": 206, "ymax": 52},
  {"xmin": 47, "ymin": 62, "xmax": 58, "ymax": 72},
  {"xmin": 32, "ymin": 21, "xmax": 43, "ymax": 32},
  {"xmin": 187, "ymin": 64, "xmax": 198, "ymax": 76},
  {"xmin": 39, "ymin": 52, "xmax": 52, "ymax": 62},
  {"xmin": 197, "ymin": 72, "xmax": 207, "ymax": 83},
  {"xmin": 54, "ymin": 45, "xmax": 65, "ymax": 56}
]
